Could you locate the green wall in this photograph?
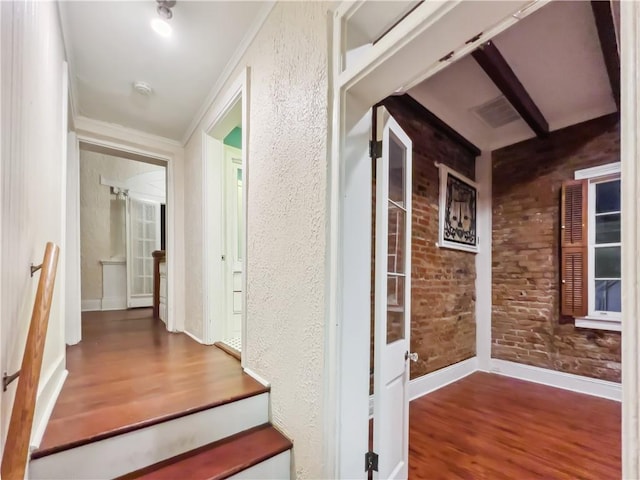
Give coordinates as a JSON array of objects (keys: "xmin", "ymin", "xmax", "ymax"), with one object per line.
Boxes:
[{"xmin": 223, "ymin": 127, "xmax": 242, "ymax": 149}]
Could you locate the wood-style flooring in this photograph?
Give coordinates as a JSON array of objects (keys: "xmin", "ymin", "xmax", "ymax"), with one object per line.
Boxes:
[
  {"xmin": 34, "ymin": 309, "xmax": 267, "ymax": 458},
  {"xmin": 125, "ymin": 424, "xmax": 292, "ymax": 480},
  {"xmin": 408, "ymin": 372, "xmax": 620, "ymax": 479}
]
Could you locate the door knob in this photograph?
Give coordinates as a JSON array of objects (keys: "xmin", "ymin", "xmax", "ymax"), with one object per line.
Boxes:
[{"xmin": 405, "ymin": 351, "xmax": 418, "ymax": 362}]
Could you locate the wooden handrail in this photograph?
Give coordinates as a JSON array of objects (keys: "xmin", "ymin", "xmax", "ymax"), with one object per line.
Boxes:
[{"xmin": 1, "ymin": 242, "xmax": 60, "ymax": 480}]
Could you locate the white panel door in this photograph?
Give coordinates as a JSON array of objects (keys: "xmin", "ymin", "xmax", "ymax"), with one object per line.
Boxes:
[
  {"xmin": 225, "ymin": 146, "xmax": 243, "ymax": 341},
  {"xmin": 373, "ymin": 113, "xmax": 412, "ymax": 480},
  {"xmin": 126, "ymin": 196, "xmax": 161, "ymax": 308}
]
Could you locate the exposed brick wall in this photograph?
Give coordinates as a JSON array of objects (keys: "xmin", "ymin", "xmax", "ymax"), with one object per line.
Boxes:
[
  {"xmin": 378, "ymin": 96, "xmax": 477, "ymax": 380},
  {"xmin": 492, "ymin": 114, "xmax": 621, "ymax": 382}
]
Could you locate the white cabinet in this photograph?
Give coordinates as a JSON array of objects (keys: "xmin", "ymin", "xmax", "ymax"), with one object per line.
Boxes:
[{"xmin": 100, "ymin": 258, "xmax": 126, "ymax": 310}]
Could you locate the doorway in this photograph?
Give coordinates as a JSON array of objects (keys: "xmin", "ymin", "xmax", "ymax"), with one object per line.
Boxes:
[
  {"xmin": 79, "ymin": 145, "xmax": 166, "ymax": 310},
  {"xmin": 72, "ymin": 141, "xmax": 169, "ymax": 342},
  {"xmin": 331, "ymin": 1, "xmax": 633, "ymax": 479},
  {"xmin": 203, "ymin": 72, "xmax": 248, "ymax": 358}
]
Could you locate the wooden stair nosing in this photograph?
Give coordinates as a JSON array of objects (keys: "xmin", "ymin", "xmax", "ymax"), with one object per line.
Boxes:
[
  {"xmin": 31, "ymin": 386, "xmax": 270, "ymax": 459},
  {"xmin": 119, "ymin": 423, "xmax": 292, "ymax": 480}
]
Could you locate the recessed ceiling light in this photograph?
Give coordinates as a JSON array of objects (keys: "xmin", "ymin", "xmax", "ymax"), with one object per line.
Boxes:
[{"xmin": 151, "ymin": 18, "xmax": 172, "ymax": 37}]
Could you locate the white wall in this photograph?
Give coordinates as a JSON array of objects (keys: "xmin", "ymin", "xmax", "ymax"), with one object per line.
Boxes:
[
  {"xmin": 79, "ymin": 150, "xmax": 164, "ymax": 303},
  {"xmin": 183, "ymin": 134, "xmax": 204, "ymax": 339},
  {"xmin": 0, "ymin": 0, "xmax": 68, "ymax": 450},
  {"xmin": 183, "ymin": 2, "xmax": 330, "ymax": 477}
]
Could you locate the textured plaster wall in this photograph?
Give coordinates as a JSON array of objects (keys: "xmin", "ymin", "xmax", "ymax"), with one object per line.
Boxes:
[
  {"xmin": 79, "ymin": 150, "xmax": 164, "ymax": 301},
  {"xmin": 0, "ymin": 0, "xmax": 67, "ymax": 447},
  {"xmin": 183, "ymin": 2, "xmax": 329, "ymax": 477}
]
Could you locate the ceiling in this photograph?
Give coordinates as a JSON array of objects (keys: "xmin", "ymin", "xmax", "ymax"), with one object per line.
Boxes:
[
  {"xmin": 60, "ymin": 1, "xmax": 270, "ymax": 141},
  {"xmin": 408, "ymin": 1, "xmax": 617, "ymax": 151}
]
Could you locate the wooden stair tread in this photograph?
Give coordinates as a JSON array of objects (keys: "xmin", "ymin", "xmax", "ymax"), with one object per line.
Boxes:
[
  {"xmin": 33, "ymin": 314, "xmax": 269, "ymax": 459},
  {"xmin": 127, "ymin": 424, "xmax": 291, "ymax": 480},
  {"xmin": 32, "ymin": 385, "xmax": 269, "ymax": 459}
]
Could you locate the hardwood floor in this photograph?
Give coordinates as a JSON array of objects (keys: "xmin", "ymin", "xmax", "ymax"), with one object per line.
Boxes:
[
  {"xmin": 34, "ymin": 309, "xmax": 267, "ymax": 458},
  {"xmin": 409, "ymin": 372, "xmax": 620, "ymax": 479}
]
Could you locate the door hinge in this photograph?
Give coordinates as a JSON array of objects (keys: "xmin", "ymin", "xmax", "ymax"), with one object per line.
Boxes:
[
  {"xmin": 365, "ymin": 451, "xmax": 379, "ymax": 472},
  {"xmin": 369, "ymin": 140, "xmax": 382, "ymax": 159}
]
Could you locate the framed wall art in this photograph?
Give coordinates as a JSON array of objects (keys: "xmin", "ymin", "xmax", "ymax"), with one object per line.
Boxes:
[{"xmin": 437, "ymin": 163, "xmax": 479, "ymax": 253}]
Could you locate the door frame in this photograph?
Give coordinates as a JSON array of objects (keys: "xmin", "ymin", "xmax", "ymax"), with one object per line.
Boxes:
[
  {"xmin": 202, "ymin": 69, "xmax": 249, "ymax": 363},
  {"xmin": 326, "ymin": 2, "xmax": 640, "ymax": 478},
  {"xmin": 69, "ymin": 118, "xmax": 181, "ymax": 337}
]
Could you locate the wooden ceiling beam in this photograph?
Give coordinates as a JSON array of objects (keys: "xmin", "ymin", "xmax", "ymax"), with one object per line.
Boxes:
[
  {"xmin": 472, "ymin": 41, "xmax": 549, "ymax": 137},
  {"xmin": 382, "ymin": 94, "xmax": 481, "ymax": 157},
  {"xmin": 591, "ymin": 0, "xmax": 620, "ymax": 110}
]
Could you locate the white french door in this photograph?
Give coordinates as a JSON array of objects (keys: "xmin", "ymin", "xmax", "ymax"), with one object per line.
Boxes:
[
  {"xmin": 126, "ymin": 196, "xmax": 161, "ymax": 308},
  {"xmin": 373, "ymin": 112, "xmax": 413, "ymax": 479}
]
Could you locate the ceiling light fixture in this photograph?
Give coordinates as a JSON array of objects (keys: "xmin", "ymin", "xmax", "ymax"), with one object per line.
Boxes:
[
  {"xmin": 151, "ymin": 0, "xmax": 176, "ymax": 37},
  {"xmin": 151, "ymin": 18, "xmax": 172, "ymax": 37},
  {"xmin": 156, "ymin": 0, "xmax": 176, "ymax": 19}
]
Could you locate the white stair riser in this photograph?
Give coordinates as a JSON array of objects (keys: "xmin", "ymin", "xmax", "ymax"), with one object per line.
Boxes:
[
  {"xmin": 229, "ymin": 451, "xmax": 291, "ymax": 480},
  {"xmin": 29, "ymin": 392, "xmax": 269, "ymax": 480}
]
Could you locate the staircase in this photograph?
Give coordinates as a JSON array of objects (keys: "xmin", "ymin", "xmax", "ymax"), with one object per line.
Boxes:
[
  {"xmin": 2, "ymin": 245, "xmax": 286, "ymax": 479},
  {"xmin": 29, "ymin": 385, "xmax": 292, "ymax": 479}
]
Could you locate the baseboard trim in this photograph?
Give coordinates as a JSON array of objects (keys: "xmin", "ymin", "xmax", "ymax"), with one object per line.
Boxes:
[
  {"xmin": 100, "ymin": 296, "xmax": 126, "ymax": 311},
  {"xmin": 369, "ymin": 357, "xmax": 478, "ymax": 416},
  {"xmin": 487, "ymin": 359, "xmax": 622, "ymax": 402},
  {"xmin": 367, "ymin": 357, "xmax": 620, "ymax": 419},
  {"xmin": 243, "ymin": 367, "xmax": 270, "ymax": 388},
  {"xmin": 31, "ymin": 356, "xmax": 68, "ymax": 450},
  {"xmin": 81, "ymin": 299, "xmax": 101, "ymax": 312},
  {"xmin": 183, "ymin": 329, "xmax": 206, "ymax": 345},
  {"xmin": 409, "ymin": 357, "xmax": 478, "ymax": 401}
]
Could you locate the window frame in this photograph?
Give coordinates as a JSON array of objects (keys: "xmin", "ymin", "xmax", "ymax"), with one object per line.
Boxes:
[{"xmin": 574, "ymin": 162, "xmax": 621, "ymax": 331}]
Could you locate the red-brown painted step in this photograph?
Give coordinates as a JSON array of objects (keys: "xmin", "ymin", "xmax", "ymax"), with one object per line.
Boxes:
[{"xmin": 121, "ymin": 424, "xmax": 292, "ymax": 480}]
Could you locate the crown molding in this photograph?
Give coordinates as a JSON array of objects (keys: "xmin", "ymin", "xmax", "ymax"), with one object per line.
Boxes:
[
  {"xmin": 74, "ymin": 116, "xmax": 183, "ymax": 156},
  {"xmin": 180, "ymin": 1, "xmax": 276, "ymax": 146}
]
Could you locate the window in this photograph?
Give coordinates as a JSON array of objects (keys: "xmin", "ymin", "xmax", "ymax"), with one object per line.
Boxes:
[{"xmin": 563, "ymin": 163, "xmax": 621, "ymax": 331}]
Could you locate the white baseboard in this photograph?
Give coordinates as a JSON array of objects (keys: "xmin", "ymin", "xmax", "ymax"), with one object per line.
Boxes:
[
  {"xmin": 367, "ymin": 357, "xmax": 620, "ymax": 419},
  {"xmin": 487, "ymin": 359, "xmax": 622, "ymax": 402},
  {"xmin": 243, "ymin": 367, "xmax": 271, "ymax": 388},
  {"xmin": 369, "ymin": 357, "xmax": 478, "ymax": 416},
  {"xmin": 31, "ymin": 356, "xmax": 68, "ymax": 450},
  {"xmin": 409, "ymin": 356, "xmax": 478, "ymax": 401},
  {"xmin": 184, "ymin": 329, "xmax": 206, "ymax": 345},
  {"xmin": 81, "ymin": 299, "xmax": 101, "ymax": 312},
  {"xmin": 100, "ymin": 296, "xmax": 126, "ymax": 311}
]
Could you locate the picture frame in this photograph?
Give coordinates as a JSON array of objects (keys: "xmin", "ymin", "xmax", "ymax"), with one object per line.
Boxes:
[{"xmin": 437, "ymin": 163, "xmax": 479, "ymax": 253}]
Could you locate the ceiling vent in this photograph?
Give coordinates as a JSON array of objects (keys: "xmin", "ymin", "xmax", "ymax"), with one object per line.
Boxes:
[{"xmin": 471, "ymin": 96, "xmax": 520, "ymax": 129}]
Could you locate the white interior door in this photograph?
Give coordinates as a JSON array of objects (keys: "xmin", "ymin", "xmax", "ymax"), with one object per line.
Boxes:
[
  {"xmin": 225, "ymin": 146, "xmax": 243, "ymax": 344},
  {"xmin": 126, "ymin": 196, "xmax": 161, "ymax": 308},
  {"xmin": 373, "ymin": 112, "xmax": 412, "ymax": 479}
]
